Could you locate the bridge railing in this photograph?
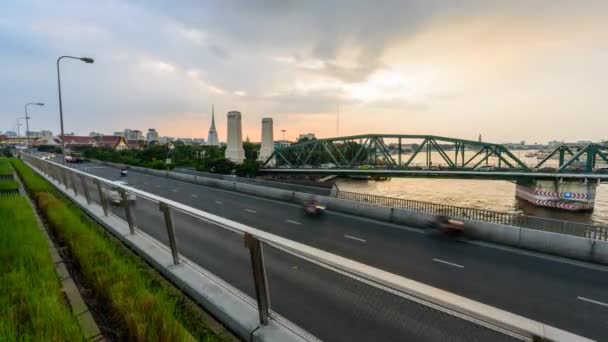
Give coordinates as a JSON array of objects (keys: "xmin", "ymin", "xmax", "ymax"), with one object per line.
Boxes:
[
  {"xmin": 334, "ymin": 190, "xmax": 608, "ymax": 241},
  {"xmin": 21, "ymin": 153, "xmax": 591, "ymax": 342}
]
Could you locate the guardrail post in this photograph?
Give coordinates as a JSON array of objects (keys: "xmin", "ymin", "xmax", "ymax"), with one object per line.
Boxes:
[
  {"xmin": 79, "ymin": 175, "xmax": 90, "ymax": 204},
  {"xmin": 62, "ymin": 169, "xmax": 70, "ymax": 190},
  {"xmin": 244, "ymin": 233, "xmax": 271, "ymax": 325},
  {"xmin": 119, "ymin": 189, "xmax": 136, "ymax": 234},
  {"xmin": 70, "ymin": 173, "xmax": 78, "ymax": 196},
  {"xmin": 159, "ymin": 202, "xmax": 180, "ymax": 265},
  {"xmin": 95, "ymin": 179, "xmax": 109, "ymax": 216}
]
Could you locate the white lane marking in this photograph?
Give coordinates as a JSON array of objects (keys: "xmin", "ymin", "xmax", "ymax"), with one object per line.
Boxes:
[
  {"xmin": 245, "ymin": 209, "xmax": 257, "ymax": 213},
  {"xmin": 156, "ymin": 185, "xmax": 161, "ymax": 188},
  {"xmin": 577, "ymin": 296, "xmax": 608, "ymax": 308},
  {"xmin": 215, "ymin": 201, "xmax": 223, "ymax": 204},
  {"xmin": 143, "ymin": 182, "xmax": 148, "ymax": 185},
  {"xmin": 432, "ymin": 258, "xmax": 464, "ymax": 268},
  {"xmin": 191, "ymin": 194, "xmax": 198, "ymax": 198},
  {"xmin": 172, "ymin": 189, "xmax": 178, "ymax": 192},
  {"xmin": 286, "ymin": 220, "xmax": 302, "ymax": 225},
  {"xmin": 344, "ymin": 235, "xmax": 366, "ymax": 243}
]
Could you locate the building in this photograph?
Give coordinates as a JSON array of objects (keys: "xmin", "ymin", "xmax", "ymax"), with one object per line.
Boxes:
[
  {"xmin": 298, "ymin": 133, "xmax": 316, "ymax": 141},
  {"xmin": 126, "ymin": 140, "xmax": 145, "ymax": 150},
  {"xmin": 97, "ymin": 135, "xmax": 128, "ymax": 150},
  {"xmin": 40, "ymin": 130, "xmax": 53, "ymax": 138},
  {"xmin": 4, "ymin": 131, "xmax": 17, "ymax": 137},
  {"xmin": 547, "ymin": 140, "xmax": 563, "ymax": 147},
  {"xmin": 113, "ymin": 131, "xmax": 124, "ymax": 137},
  {"xmin": 207, "ymin": 105, "xmax": 219, "ymax": 146},
  {"xmin": 89, "ymin": 131, "xmax": 104, "ymax": 138},
  {"xmin": 62, "ymin": 136, "xmax": 96, "ymax": 152},
  {"xmin": 274, "ymin": 140, "xmax": 292, "ymax": 149},
  {"xmin": 123, "ymin": 129, "xmax": 144, "ymax": 141},
  {"xmin": 146, "ymin": 129, "xmax": 159, "ymax": 143}
]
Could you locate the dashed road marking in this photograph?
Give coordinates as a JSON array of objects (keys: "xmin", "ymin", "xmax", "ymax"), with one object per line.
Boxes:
[
  {"xmin": 432, "ymin": 258, "xmax": 464, "ymax": 268},
  {"xmin": 577, "ymin": 296, "xmax": 608, "ymax": 308},
  {"xmin": 286, "ymin": 220, "xmax": 302, "ymax": 225},
  {"xmin": 344, "ymin": 235, "xmax": 366, "ymax": 243},
  {"xmin": 191, "ymin": 194, "xmax": 198, "ymax": 198},
  {"xmin": 245, "ymin": 209, "xmax": 257, "ymax": 213},
  {"xmin": 215, "ymin": 201, "xmax": 223, "ymax": 204}
]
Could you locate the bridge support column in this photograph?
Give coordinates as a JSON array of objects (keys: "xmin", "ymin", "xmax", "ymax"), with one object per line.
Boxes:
[{"xmin": 515, "ymin": 178, "xmax": 597, "ymax": 211}]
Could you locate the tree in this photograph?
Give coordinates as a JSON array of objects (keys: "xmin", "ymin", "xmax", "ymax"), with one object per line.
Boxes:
[{"xmin": 235, "ymin": 159, "xmax": 259, "ymax": 177}]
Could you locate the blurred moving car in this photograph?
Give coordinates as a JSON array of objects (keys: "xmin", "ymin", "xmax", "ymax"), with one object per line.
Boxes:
[
  {"xmin": 103, "ymin": 180, "xmax": 136, "ymax": 205},
  {"xmin": 432, "ymin": 215, "xmax": 465, "ymax": 236}
]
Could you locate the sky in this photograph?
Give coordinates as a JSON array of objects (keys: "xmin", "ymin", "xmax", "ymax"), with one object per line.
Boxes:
[{"xmin": 1, "ymin": 0, "xmax": 607, "ymax": 143}]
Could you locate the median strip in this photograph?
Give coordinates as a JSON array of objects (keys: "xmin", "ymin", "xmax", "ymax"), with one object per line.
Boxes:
[{"xmin": 432, "ymin": 258, "xmax": 464, "ymax": 268}]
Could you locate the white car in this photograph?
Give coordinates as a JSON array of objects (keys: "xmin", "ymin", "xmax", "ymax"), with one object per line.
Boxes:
[{"xmin": 103, "ymin": 180, "xmax": 136, "ymax": 205}]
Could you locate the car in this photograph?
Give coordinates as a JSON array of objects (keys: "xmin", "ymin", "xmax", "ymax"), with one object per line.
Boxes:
[{"xmin": 103, "ymin": 180, "xmax": 136, "ymax": 205}]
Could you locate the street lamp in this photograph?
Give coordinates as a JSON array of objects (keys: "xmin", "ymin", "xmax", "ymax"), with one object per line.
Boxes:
[
  {"xmin": 281, "ymin": 129, "xmax": 286, "ymax": 141},
  {"xmin": 16, "ymin": 118, "xmax": 24, "ymax": 139},
  {"xmin": 25, "ymin": 102, "xmax": 44, "ymax": 149},
  {"xmin": 57, "ymin": 55, "xmax": 94, "ymax": 164}
]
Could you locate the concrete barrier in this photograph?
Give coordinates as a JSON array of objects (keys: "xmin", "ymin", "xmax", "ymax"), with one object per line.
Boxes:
[
  {"xmin": 235, "ymin": 183, "xmax": 294, "ymax": 202},
  {"xmin": 463, "ymin": 220, "xmax": 521, "ymax": 248},
  {"xmin": 590, "ymin": 239, "xmax": 608, "ymax": 264},
  {"xmin": 293, "ymin": 191, "xmax": 316, "ymax": 205},
  {"xmin": 324, "ymin": 197, "xmax": 392, "ymax": 222},
  {"xmin": 518, "ymin": 228, "xmax": 594, "ymax": 261},
  {"xmin": 391, "ymin": 208, "xmax": 436, "ymax": 229}
]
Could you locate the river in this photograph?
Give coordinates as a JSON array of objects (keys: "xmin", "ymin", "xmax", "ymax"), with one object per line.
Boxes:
[{"xmin": 334, "ymin": 150, "xmax": 608, "ymax": 225}]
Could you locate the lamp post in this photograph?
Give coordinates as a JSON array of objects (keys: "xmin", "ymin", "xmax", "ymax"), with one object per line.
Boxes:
[
  {"xmin": 25, "ymin": 102, "xmax": 44, "ymax": 149},
  {"xmin": 57, "ymin": 56, "xmax": 94, "ymax": 164},
  {"xmin": 16, "ymin": 118, "xmax": 24, "ymax": 139}
]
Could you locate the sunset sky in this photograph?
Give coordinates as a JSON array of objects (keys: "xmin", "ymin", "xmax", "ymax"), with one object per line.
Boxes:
[{"xmin": 1, "ymin": 0, "xmax": 607, "ymax": 143}]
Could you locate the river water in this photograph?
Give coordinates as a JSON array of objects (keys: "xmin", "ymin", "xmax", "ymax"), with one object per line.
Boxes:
[{"xmin": 334, "ymin": 150, "xmax": 608, "ymax": 225}]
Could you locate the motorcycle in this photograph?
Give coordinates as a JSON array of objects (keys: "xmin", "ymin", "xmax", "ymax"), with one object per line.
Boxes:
[
  {"xmin": 304, "ymin": 200, "xmax": 326, "ymax": 215},
  {"xmin": 120, "ymin": 168, "xmax": 128, "ymax": 177}
]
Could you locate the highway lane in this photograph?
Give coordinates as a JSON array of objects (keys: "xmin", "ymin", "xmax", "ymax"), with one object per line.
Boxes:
[
  {"xmin": 72, "ymin": 163, "xmax": 608, "ymax": 340},
  {"xmin": 109, "ymin": 197, "xmax": 513, "ymax": 342}
]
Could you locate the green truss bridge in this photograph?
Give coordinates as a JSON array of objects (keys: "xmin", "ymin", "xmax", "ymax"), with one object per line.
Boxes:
[{"xmin": 261, "ymin": 134, "xmax": 608, "ymax": 211}]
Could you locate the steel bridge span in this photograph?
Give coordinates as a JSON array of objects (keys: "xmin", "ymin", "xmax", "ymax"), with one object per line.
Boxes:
[{"xmin": 262, "ymin": 134, "xmax": 608, "ymax": 211}]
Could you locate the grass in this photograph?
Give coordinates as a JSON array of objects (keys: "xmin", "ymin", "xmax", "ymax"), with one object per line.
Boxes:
[
  {"xmin": 0, "ymin": 179, "xmax": 19, "ymax": 191},
  {"xmin": 0, "ymin": 159, "xmax": 11, "ymax": 175},
  {"xmin": 11, "ymin": 158, "xmax": 221, "ymax": 341},
  {"xmin": 0, "ymin": 180, "xmax": 84, "ymax": 339}
]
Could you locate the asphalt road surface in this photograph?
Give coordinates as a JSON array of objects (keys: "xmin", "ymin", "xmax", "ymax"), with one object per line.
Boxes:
[{"xmin": 70, "ymin": 162, "xmax": 608, "ymax": 341}]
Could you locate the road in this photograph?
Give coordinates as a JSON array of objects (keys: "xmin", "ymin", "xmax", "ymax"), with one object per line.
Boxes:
[{"xmin": 70, "ymin": 162, "xmax": 608, "ymax": 341}]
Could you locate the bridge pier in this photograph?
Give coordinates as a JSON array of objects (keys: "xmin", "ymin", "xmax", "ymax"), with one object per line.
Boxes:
[{"xmin": 515, "ymin": 178, "xmax": 597, "ymax": 211}]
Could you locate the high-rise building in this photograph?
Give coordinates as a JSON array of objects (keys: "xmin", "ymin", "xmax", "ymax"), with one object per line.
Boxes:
[
  {"xmin": 146, "ymin": 129, "xmax": 159, "ymax": 143},
  {"xmin": 41, "ymin": 130, "xmax": 53, "ymax": 138},
  {"xmin": 207, "ymin": 105, "xmax": 219, "ymax": 146}
]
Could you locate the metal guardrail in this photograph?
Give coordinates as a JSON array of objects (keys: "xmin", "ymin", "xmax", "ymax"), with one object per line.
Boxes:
[
  {"xmin": 334, "ymin": 190, "xmax": 608, "ymax": 241},
  {"xmin": 22, "ymin": 154, "xmax": 594, "ymax": 342}
]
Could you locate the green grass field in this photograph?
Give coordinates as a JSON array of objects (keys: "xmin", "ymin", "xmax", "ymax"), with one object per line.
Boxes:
[
  {"xmin": 0, "ymin": 182, "xmax": 84, "ymax": 339},
  {"xmin": 0, "ymin": 159, "xmax": 12, "ymax": 175},
  {"xmin": 11, "ymin": 158, "xmax": 220, "ymax": 341}
]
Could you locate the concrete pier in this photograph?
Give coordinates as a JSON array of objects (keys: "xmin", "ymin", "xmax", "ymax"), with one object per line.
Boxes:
[
  {"xmin": 258, "ymin": 118, "xmax": 274, "ymax": 165},
  {"xmin": 225, "ymin": 111, "xmax": 245, "ymax": 163},
  {"xmin": 515, "ymin": 179, "xmax": 597, "ymax": 211}
]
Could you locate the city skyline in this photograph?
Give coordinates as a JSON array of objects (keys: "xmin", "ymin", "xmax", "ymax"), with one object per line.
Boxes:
[{"xmin": 1, "ymin": 1, "xmax": 607, "ymax": 143}]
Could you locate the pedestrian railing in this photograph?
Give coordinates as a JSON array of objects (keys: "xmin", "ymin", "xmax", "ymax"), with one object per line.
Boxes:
[
  {"xmin": 21, "ymin": 154, "xmax": 592, "ymax": 342},
  {"xmin": 334, "ymin": 190, "xmax": 608, "ymax": 241}
]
